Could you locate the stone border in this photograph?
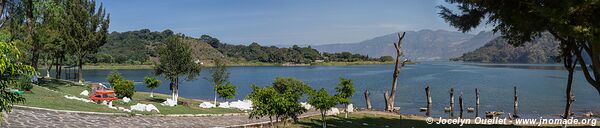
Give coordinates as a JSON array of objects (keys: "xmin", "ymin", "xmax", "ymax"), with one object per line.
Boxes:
[{"xmin": 13, "ymin": 105, "xmax": 247, "ymax": 117}]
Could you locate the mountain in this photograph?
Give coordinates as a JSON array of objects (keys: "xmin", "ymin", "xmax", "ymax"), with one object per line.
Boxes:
[
  {"xmin": 313, "ymin": 29, "xmax": 499, "ymax": 60},
  {"xmin": 452, "ymin": 33, "xmax": 560, "ymax": 63}
]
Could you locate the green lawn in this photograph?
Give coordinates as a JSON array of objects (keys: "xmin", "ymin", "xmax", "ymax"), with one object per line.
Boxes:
[{"xmin": 17, "ymin": 78, "xmax": 241, "ymax": 114}]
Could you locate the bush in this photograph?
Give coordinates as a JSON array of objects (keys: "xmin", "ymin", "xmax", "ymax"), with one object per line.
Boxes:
[
  {"xmin": 216, "ymin": 82, "xmax": 236, "ymax": 100},
  {"xmin": 113, "ymin": 80, "xmax": 135, "ymax": 98},
  {"xmin": 107, "ymin": 70, "xmax": 123, "ymax": 85},
  {"xmin": 17, "ymin": 76, "xmax": 33, "ymax": 91}
]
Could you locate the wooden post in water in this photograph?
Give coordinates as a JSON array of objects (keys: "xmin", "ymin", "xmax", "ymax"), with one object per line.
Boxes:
[
  {"xmin": 364, "ymin": 89, "xmax": 372, "ymax": 110},
  {"xmin": 426, "ymin": 82, "xmax": 432, "ymax": 105},
  {"xmin": 459, "ymin": 91, "xmax": 464, "ymax": 118},
  {"xmin": 450, "ymin": 88, "xmax": 455, "ymax": 111},
  {"xmin": 514, "ymin": 86, "xmax": 518, "ymax": 117},
  {"xmin": 476, "ymin": 88, "xmax": 480, "ymax": 117}
]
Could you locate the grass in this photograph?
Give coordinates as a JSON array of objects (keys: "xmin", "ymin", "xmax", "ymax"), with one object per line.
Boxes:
[{"xmin": 17, "ymin": 78, "xmax": 241, "ymax": 114}]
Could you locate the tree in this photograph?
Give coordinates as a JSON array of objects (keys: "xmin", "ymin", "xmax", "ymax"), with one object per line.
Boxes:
[
  {"xmin": 143, "ymin": 76, "xmax": 161, "ymax": 97},
  {"xmin": 335, "ymin": 78, "xmax": 355, "ymax": 118},
  {"xmin": 271, "ymin": 77, "xmax": 312, "ymax": 123},
  {"xmin": 379, "ymin": 56, "xmax": 394, "ymax": 62},
  {"xmin": 207, "ymin": 59, "xmax": 230, "ymax": 104},
  {"xmin": 438, "ymin": 0, "xmax": 600, "ymax": 119},
  {"xmin": 106, "ymin": 70, "xmax": 123, "ymax": 85},
  {"xmin": 155, "ymin": 36, "xmax": 201, "ymax": 104},
  {"xmin": 216, "ymin": 82, "xmax": 236, "ymax": 100},
  {"xmin": 309, "ymin": 88, "xmax": 338, "ymax": 128},
  {"xmin": 0, "ymin": 40, "xmax": 35, "ymax": 112},
  {"xmin": 247, "ymin": 84, "xmax": 279, "ymax": 127},
  {"xmin": 385, "ymin": 32, "xmax": 407, "ymax": 111},
  {"xmin": 65, "ymin": 0, "xmax": 110, "ymax": 83}
]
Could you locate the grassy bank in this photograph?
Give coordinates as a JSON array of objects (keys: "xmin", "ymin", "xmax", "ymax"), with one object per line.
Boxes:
[{"xmin": 17, "ymin": 78, "xmax": 241, "ymax": 114}]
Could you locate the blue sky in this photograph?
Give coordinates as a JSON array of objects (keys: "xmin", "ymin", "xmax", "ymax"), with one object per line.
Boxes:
[{"xmin": 98, "ymin": 0, "xmax": 490, "ymax": 45}]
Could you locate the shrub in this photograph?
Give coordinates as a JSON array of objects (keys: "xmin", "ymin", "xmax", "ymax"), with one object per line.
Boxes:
[
  {"xmin": 113, "ymin": 80, "xmax": 135, "ymax": 98},
  {"xmin": 216, "ymin": 82, "xmax": 236, "ymax": 100},
  {"xmin": 107, "ymin": 70, "xmax": 123, "ymax": 85}
]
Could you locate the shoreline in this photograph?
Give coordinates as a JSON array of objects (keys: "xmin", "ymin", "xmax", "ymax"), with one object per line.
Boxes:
[{"xmin": 60, "ymin": 61, "xmax": 413, "ymax": 70}]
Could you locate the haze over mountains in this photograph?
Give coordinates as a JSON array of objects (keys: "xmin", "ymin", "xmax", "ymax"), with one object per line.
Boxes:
[{"xmin": 314, "ymin": 29, "xmax": 499, "ymax": 60}]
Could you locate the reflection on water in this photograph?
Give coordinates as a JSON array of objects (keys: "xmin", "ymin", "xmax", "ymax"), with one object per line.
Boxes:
[{"xmin": 464, "ymin": 63, "xmax": 565, "ymax": 70}]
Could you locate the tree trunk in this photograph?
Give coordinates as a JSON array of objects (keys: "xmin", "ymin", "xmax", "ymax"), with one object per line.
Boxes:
[
  {"xmin": 26, "ymin": 0, "xmax": 38, "ymax": 70},
  {"xmin": 150, "ymin": 89, "xmax": 154, "ymax": 97},
  {"xmin": 364, "ymin": 89, "xmax": 372, "ymax": 110},
  {"xmin": 78, "ymin": 57, "xmax": 84, "ymax": 83},
  {"xmin": 386, "ymin": 32, "xmax": 406, "ymax": 111},
  {"xmin": 383, "ymin": 90, "xmax": 390, "ymax": 111},
  {"xmin": 344, "ymin": 104, "xmax": 348, "ymax": 118},
  {"xmin": 563, "ymin": 48, "xmax": 577, "ymax": 119},
  {"xmin": 321, "ymin": 110, "xmax": 326, "ymax": 128},
  {"xmin": 214, "ymin": 87, "xmax": 218, "ymax": 105}
]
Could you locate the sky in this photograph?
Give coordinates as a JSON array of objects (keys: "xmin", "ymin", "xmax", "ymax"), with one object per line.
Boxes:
[{"xmin": 98, "ymin": 0, "xmax": 491, "ymax": 45}]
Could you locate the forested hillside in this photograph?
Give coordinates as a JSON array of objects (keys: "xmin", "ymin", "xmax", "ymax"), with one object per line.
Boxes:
[
  {"xmin": 452, "ymin": 34, "xmax": 560, "ymax": 63},
  {"xmin": 95, "ymin": 29, "xmax": 381, "ymax": 64}
]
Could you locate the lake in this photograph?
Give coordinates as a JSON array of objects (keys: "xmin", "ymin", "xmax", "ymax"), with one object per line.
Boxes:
[{"xmin": 74, "ymin": 61, "xmax": 600, "ymax": 118}]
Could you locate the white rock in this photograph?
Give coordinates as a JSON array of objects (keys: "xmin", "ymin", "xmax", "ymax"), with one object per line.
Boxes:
[
  {"xmin": 346, "ymin": 104, "xmax": 354, "ymax": 113},
  {"xmin": 122, "ymin": 97, "xmax": 131, "ymax": 103},
  {"xmin": 301, "ymin": 102, "xmax": 313, "ymax": 110},
  {"xmin": 230, "ymin": 100, "xmax": 253, "ymax": 110},
  {"xmin": 326, "ymin": 108, "xmax": 340, "ymax": 115},
  {"xmin": 145, "ymin": 104, "xmax": 159, "ymax": 113},
  {"xmin": 124, "ymin": 109, "xmax": 132, "ymax": 112},
  {"xmin": 117, "ymin": 107, "xmax": 125, "ymax": 110},
  {"xmin": 64, "ymin": 95, "xmax": 93, "ymax": 103},
  {"xmin": 130, "ymin": 103, "xmax": 147, "ymax": 111},
  {"xmin": 218, "ymin": 102, "xmax": 230, "ymax": 108},
  {"xmin": 80, "ymin": 90, "xmax": 89, "ymax": 96},
  {"xmin": 108, "ymin": 106, "xmax": 117, "ymax": 109},
  {"xmin": 161, "ymin": 99, "xmax": 177, "ymax": 106},
  {"xmin": 199, "ymin": 102, "xmax": 216, "ymax": 108}
]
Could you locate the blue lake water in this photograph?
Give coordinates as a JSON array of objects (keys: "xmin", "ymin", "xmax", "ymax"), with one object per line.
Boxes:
[{"xmin": 74, "ymin": 62, "xmax": 600, "ymax": 118}]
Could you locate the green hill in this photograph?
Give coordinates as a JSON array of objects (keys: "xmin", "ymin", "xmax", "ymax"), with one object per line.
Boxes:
[{"xmin": 452, "ymin": 33, "xmax": 560, "ymax": 63}]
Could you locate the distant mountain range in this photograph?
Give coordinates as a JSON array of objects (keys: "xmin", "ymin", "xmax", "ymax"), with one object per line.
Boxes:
[
  {"xmin": 452, "ymin": 33, "xmax": 560, "ymax": 63},
  {"xmin": 314, "ymin": 29, "xmax": 499, "ymax": 60}
]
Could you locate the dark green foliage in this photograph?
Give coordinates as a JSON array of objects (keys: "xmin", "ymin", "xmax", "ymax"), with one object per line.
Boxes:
[
  {"xmin": 17, "ymin": 76, "xmax": 33, "ymax": 91},
  {"xmin": 378, "ymin": 56, "xmax": 394, "ymax": 62},
  {"xmin": 335, "ymin": 78, "xmax": 355, "ymax": 105},
  {"xmin": 106, "ymin": 70, "xmax": 123, "ymax": 86},
  {"xmin": 453, "ymin": 35, "xmax": 560, "ymax": 63},
  {"xmin": 95, "ymin": 29, "xmax": 174, "ymax": 64},
  {"xmin": 113, "ymin": 79, "xmax": 135, "ymax": 98},
  {"xmin": 143, "ymin": 76, "xmax": 161, "ymax": 91},
  {"xmin": 216, "ymin": 82, "xmax": 236, "ymax": 100},
  {"xmin": 322, "ymin": 52, "xmax": 377, "ymax": 62},
  {"xmin": 155, "ymin": 35, "xmax": 202, "ymax": 102},
  {"xmin": 154, "ymin": 36, "xmax": 202, "ymax": 82}
]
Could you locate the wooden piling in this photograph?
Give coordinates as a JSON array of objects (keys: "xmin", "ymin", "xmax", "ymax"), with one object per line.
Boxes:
[
  {"xmin": 476, "ymin": 88, "xmax": 480, "ymax": 117},
  {"xmin": 459, "ymin": 91, "xmax": 464, "ymax": 118},
  {"xmin": 364, "ymin": 89, "xmax": 372, "ymax": 110},
  {"xmin": 450, "ymin": 88, "xmax": 454, "ymax": 110},
  {"xmin": 514, "ymin": 86, "xmax": 518, "ymax": 117},
  {"xmin": 426, "ymin": 82, "xmax": 432, "ymax": 105}
]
